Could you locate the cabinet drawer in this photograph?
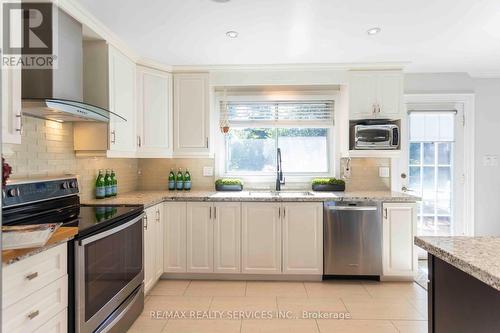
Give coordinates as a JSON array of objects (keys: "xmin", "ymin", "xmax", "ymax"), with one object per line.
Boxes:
[
  {"xmin": 33, "ymin": 309, "xmax": 67, "ymax": 333},
  {"xmin": 2, "ymin": 243, "xmax": 67, "ymax": 309},
  {"xmin": 3, "ymin": 275, "xmax": 68, "ymax": 333}
]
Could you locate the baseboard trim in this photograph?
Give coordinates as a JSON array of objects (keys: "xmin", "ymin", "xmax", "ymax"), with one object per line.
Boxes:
[{"xmin": 160, "ymin": 273, "xmax": 322, "ymax": 281}]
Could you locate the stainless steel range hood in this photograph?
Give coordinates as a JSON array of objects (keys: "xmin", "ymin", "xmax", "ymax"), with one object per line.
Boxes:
[{"xmin": 21, "ymin": 7, "xmax": 124, "ymax": 123}]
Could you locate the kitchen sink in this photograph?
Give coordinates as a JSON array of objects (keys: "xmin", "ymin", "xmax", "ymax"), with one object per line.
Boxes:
[
  {"xmin": 278, "ymin": 191, "xmax": 314, "ymax": 197},
  {"xmin": 247, "ymin": 191, "xmax": 314, "ymax": 197}
]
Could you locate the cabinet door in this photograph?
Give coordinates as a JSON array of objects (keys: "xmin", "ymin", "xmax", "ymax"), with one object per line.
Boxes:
[
  {"xmin": 377, "ymin": 72, "xmax": 403, "ymax": 118},
  {"xmin": 144, "ymin": 206, "xmax": 157, "ymax": 293},
  {"xmin": 164, "ymin": 202, "xmax": 187, "ymax": 273},
  {"xmin": 241, "ymin": 203, "xmax": 281, "ymax": 274},
  {"xmin": 282, "ymin": 203, "xmax": 323, "ymax": 275},
  {"xmin": 137, "ymin": 67, "xmax": 173, "ymax": 157},
  {"xmin": 382, "ymin": 203, "xmax": 417, "ymax": 278},
  {"xmin": 1, "ymin": 68, "xmax": 22, "ymax": 144},
  {"xmin": 213, "ymin": 202, "xmax": 241, "ymax": 273},
  {"xmin": 349, "ymin": 72, "xmax": 377, "ymax": 119},
  {"xmin": 154, "ymin": 205, "xmax": 164, "ymax": 280},
  {"xmin": 173, "ymin": 73, "xmax": 210, "ymax": 156},
  {"xmin": 186, "ymin": 202, "xmax": 213, "ymax": 272},
  {"xmin": 108, "ymin": 46, "xmax": 136, "ymax": 154}
]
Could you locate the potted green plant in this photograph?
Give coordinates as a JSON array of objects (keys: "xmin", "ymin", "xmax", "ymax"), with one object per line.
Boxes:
[
  {"xmin": 311, "ymin": 178, "xmax": 345, "ymax": 191},
  {"xmin": 215, "ymin": 178, "xmax": 244, "ymax": 191}
]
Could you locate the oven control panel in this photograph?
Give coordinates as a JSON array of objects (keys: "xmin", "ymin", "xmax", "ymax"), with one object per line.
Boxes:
[{"xmin": 2, "ymin": 177, "xmax": 79, "ymax": 207}]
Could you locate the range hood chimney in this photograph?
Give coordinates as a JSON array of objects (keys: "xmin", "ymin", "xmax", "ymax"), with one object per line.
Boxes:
[{"xmin": 21, "ymin": 7, "xmax": 124, "ymax": 122}]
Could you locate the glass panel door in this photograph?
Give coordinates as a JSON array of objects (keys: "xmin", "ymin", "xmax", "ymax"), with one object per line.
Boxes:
[{"xmin": 408, "ymin": 112, "xmax": 457, "ymax": 237}]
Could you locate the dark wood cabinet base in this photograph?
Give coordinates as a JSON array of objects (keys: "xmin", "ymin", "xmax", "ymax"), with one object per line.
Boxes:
[{"xmin": 428, "ymin": 254, "xmax": 500, "ymax": 333}]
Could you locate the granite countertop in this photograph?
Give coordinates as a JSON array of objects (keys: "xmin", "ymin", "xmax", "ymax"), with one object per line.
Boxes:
[
  {"xmin": 82, "ymin": 190, "xmax": 419, "ymax": 208},
  {"xmin": 415, "ymin": 236, "xmax": 500, "ymax": 291},
  {"xmin": 3, "ymin": 227, "xmax": 78, "ymax": 266}
]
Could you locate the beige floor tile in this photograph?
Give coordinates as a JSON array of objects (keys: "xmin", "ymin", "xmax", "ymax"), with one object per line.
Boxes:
[
  {"xmin": 304, "ymin": 281, "xmax": 371, "ymax": 298},
  {"xmin": 149, "ymin": 280, "xmax": 191, "ymax": 296},
  {"xmin": 342, "ymin": 297, "xmax": 426, "ymax": 320},
  {"xmin": 317, "ymin": 319, "xmax": 398, "ymax": 333},
  {"xmin": 144, "ymin": 295, "xmax": 212, "ymax": 314},
  {"xmin": 277, "ymin": 297, "xmax": 348, "ymax": 318},
  {"xmin": 392, "ymin": 320, "xmax": 428, "ymax": 333},
  {"xmin": 184, "ymin": 280, "xmax": 246, "ymax": 296},
  {"xmin": 241, "ymin": 319, "xmax": 319, "ymax": 333},
  {"xmin": 210, "ymin": 296, "xmax": 278, "ymax": 314},
  {"xmin": 362, "ymin": 282, "xmax": 427, "ymax": 299},
  {"xmin": 406, "ymin": 297, "xmax": 428, "ymax": 319},
  {"xmin": 246, "ymin": 281, "xmax": 307, "ymax": 297},
  {"xmin": 163, "ymin": 319, "xmax": 241, "ymax": 333},
  {"xmin": 127, "ymin": 315, "xmax": 168, "ymax": 333}
]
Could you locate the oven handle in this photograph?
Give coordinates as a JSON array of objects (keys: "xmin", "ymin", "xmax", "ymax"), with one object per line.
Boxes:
[{"xmin": 78, "ymin": 213, "xmax": 145, "ymax": 246}]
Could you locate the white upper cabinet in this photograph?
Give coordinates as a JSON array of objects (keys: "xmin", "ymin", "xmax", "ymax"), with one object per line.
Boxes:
[
  {"xmin": 108, "ymin": 46, "xmax": 136, "ymax": 154},
  {"xmin": 349, "ymin": 71, "xmax": 403, "ymax": 119},
  {"xmin": 186, "ymin": 202, "xmax": 214, "ymax": 273},
  {"xmin": 282, "ymin": 203, "xmax": 323, "ymax": 275},
  {"xmin": 241, "ymin": 203, "xmax": 282, "ymax": 274},
  {"xmin": 382, "ymin": 202, "xmax": 417, "ymax": 279},
  {"xmin": 2, "ymin": 68, "xmax": 22, "ymax": 145},
  {"xmin": 173, "ymin": 73, "xmax": 210, "ymax": 157},
  {"xmin": 213, "ymin": 202, "xmax": 241, "ymax": 274},
  {"xmin": 136, "ymin": 66, "xmax": 173, "ymax": 157}
]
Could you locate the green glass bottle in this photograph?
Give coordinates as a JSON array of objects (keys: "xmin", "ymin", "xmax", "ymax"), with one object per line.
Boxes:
[
  {"xmin": 168, "ymin": 168, "xmax": 176, "ymax": 191},
  {"xmin": 104, "ymin": 169, "xmax": 112, "ymax": 198},
  {"xmin": 110, "ymin": 170, "xmax": 117, "ymax": 196},
  {"xmin": 183, "ymin": 169, "xmax": 191, "ymax": 191},
  {"xmin": 176, "ymin": 168, "xmax": 184, "ymax": 190},
  {"xmin": 95, "ymin": 169, "xmax": 105, "ymax": 199}
]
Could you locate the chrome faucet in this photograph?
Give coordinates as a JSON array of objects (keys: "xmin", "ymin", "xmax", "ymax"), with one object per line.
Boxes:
[{"xmin": 276, "ymin": 148, "xmax": 285, "ymax": 191}]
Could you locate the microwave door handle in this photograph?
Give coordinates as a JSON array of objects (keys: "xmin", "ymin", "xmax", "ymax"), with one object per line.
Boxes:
[{"xmin": 78, "ymin": 213, "xmax": 146, "ymax": 246}]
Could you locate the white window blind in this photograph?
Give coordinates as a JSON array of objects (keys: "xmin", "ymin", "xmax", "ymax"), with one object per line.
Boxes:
[{"xmin": 221, "ymin": 100, "xmax": 334, "ymax": 127}]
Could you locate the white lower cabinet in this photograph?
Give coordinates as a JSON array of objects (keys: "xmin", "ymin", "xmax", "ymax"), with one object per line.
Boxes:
[
  {"xmin": 144, "ymin": 203, "xmax": 165, "ymax": 293},
  {"xmin": 187, "ymin": 202, "xmax": 214, "ymax": 272},
  {"xmin": 164, "ymin": 202, "xmax": 187, "ymax": 272},
  {"xmin": 382, "ymin": 202, "xmax": 417, "ymax": 279},
  {"xmin": 213, "ymin": 202, "xmax": 241, "ymax": 273},
  {"xmin": 282, "ymin": 202, "xmax": 323, "ymax": 275},
  {"xmin": 241, "ymin": 203, "xmax": 282, "ymax": 274}
]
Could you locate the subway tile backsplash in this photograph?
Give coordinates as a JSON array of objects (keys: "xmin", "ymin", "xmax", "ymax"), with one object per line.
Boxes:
[{"xmin": 3, "ymin": 117, "xmax": 139, "ymax": 201}]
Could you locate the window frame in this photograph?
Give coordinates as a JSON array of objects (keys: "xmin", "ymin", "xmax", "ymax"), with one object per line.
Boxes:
[{"xmin": 214, "ymin": 91, "xmax": 337, "ymax": 185}]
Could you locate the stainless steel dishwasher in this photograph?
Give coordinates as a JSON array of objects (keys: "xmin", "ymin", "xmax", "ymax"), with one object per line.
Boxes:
[{"xmin": 323, "ymin": 201, "xmax": 382, "ymax": 276}]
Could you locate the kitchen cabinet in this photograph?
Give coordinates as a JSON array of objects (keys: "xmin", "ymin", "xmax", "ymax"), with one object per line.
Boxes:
[
  {"xmin": 213, "ymin": 202, "xmax": 241, "ymax": 273},
  {"xmin": 144, "ymin": 203, "xmax": 164, "ymax": 293},
  {"xmin": 186, "ymin": 202, "xmax": 214, "ymax": 272},
  {"xmin": 163, "ymin": 202, "xmax": 187, "ymax": 273},
  {"xmin": 75, "ymin": 42, "xmax": 136, "ymax": 157},
  {"xmin": 241, "ymin": 203, "xmax": 282, "ymax": 274},
  {"xmin": 282, "ymin": 203, "xmax": 323, "ymax": 275},
  {"xmin": 349, "ymin": 71, "xmax": 403, "ymax": 119},
  {"xmin": 136, "ymin": 66, "xmax": 173, "ymax": 157},
  {"xmin": 173, "ymin": 73, "xmax": 210, "ymax": 157},
  {"xmin": 1, "ymin": 67, "xmax": 22, "ymax": 145},
  {"xmin": 382, "ymin": 202, "xmax": 417, "ymax": 279}
]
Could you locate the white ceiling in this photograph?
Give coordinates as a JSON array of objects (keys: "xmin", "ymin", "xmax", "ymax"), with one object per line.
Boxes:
[{"xmin": 76, "ymin": 0, "xmax": 500, "ymax": 75}]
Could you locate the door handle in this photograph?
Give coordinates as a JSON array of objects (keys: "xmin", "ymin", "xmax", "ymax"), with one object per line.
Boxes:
[
  {"xmin": 27, "ymin": 310, "xmax": 39, "ymax": 320},
  {"xmin": 111, "ymin": 130, "xmax": 116, "ymax": 144},
  {"xmin": 15, "ymin": 113, "xmax": 23, "ymax": 134},
  {"xmin": 328, "ymin": 206, "xmax": 378, "ymax": 211},
  {"xmin": 25, "ymin": 272, "xmax": 38, "ymax": 280}
]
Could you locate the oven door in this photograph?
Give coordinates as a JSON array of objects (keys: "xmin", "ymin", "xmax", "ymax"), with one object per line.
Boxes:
[
  {"xmin": 76, "ymin": 213, "xmax": 144, "ymax": 333},
  {"xmin": 355, "ymin": 126, "xmax": 392, "ymax": 149}
]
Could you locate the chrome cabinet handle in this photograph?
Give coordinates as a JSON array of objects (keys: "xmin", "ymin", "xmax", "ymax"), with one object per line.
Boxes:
[
  {"xmin": 377, "ymin": 104, "xmax": 381, "ymax": 113},
  {"xmin": 209, "ymin": 206, "xmax": 212, "ymax": 219},
  {"xmin": 15, "ymin": 114, "xmax": 23, "ymax": 134},
  {"xmin": 278, "ymin": 207, "xmax": 281, "ymax": 218},
  {"xmin": 144, "ymin": 215, "xmax": 148, "ymax": 230},
  {"xmin": 206, "ymin": 137, "xmax": 209, "ymax": 148},
  {"xmin": 137, "ymin": 135, "xmax": 142, "ymax": 147},
  {"xmin": 283, "ymin": 207, "xmax": 285, "ymax": 218},
  {"xmin": 25, "ymin": 272, "xmax": 38, "ymax": 280},
  {"xmin": 384, "ymin": 208, "xmax": 388, "ymax": 219},
  {"xmin": 111, "ymin": 130, "xmax": 116, "ymax": 144},
  {"xmin": 27, "ymin": 310, "xmax": 39, "ymax": 320},
  {"xmin": 213, "ymin": 206, "xmax": 216, "ymax": 219},
  {"xmin": 156, "ymin": 209, "xmax": 160, "ymax": 222}
]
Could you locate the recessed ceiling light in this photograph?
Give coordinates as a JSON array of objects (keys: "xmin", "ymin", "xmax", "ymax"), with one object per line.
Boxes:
[
  {"xmin": 226, "ymin": 31, "xmax": 239, "ymax": 38},
  {"xmin": 367, "ymin": 27, "xmax": 381, "ymax": 35}
]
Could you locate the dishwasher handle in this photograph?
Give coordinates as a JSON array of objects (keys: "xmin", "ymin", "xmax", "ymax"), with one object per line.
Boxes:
[{"xmin": 327, "ymin": 206, "xmax": 378, "ymax": 211}]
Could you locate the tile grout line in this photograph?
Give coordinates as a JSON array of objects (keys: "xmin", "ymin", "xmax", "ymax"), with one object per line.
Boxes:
[
  {"xmin": 389, "ymin": 320, "xmax": 402, "ymax": 333},
  {"xmin": 314, "ymin": 318, "xmax": 321, "ymax": 333},
  {"xmin": 182, "ymin": 280, "xmax": 192, "ymax": 296}
]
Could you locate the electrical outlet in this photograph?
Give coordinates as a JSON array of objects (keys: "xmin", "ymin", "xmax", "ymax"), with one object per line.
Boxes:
[
  {"xmin": 203, "ymin": 166, "xmax": 214, "ymax": 176},
  {"xmin": 379, "ymin": 167, "xmax": 390, "ymax": 178},
  {"xmin": 483, "ymin": 155, "xmax": 499, "ymax": 167}
]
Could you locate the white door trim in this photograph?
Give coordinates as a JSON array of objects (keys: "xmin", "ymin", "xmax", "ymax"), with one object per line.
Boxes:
[{"xmin": 402, "ymin": 93, "xmax": 475, "ymax": 236}]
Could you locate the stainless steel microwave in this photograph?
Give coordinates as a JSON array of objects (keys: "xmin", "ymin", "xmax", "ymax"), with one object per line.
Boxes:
[{"xmin": 354, "ymin": 124, "xmax": 399, "ymax": 150}]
